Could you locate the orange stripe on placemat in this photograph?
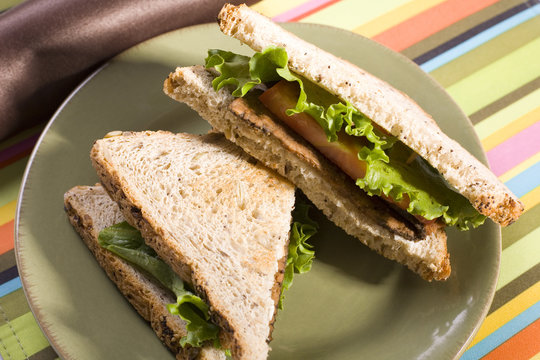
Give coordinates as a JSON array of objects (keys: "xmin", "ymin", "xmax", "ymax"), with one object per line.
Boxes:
[
  {"xmin": 482, "ymin": 318, "xmax": 540, "ymax": 360},
  {"xmin": 0, "ymin": 220, "xmax": 14, "ymax": 255},
  {"xmin": 372, "ymin": 0, "xmax": 500, "ymax": 52}
]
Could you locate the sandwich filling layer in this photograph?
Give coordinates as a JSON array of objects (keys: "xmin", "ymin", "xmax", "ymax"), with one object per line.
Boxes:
[{"xmin": 205, "ymin": 47, "xmax": 486, "ymax": 230}]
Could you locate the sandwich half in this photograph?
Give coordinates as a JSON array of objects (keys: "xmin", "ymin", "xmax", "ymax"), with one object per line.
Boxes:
[
  {"xmin": 86, "ymin": 131, "xmax": 297, "ymax": 359},
  {"xmin": 163, "ymin": 4, "xmax": 523, "ymax": 281},
  {"xmin": 64, "ymin": 184, "xmax": 226, "ymax": 360}
]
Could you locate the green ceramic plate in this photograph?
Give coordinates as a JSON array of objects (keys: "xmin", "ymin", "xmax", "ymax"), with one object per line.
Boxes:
[{"xmin": 15, "ymin": 23, "xmax": 500, "ymax": 360}]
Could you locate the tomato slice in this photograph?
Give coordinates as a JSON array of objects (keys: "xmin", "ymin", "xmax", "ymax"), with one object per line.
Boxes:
[
  {"xmin": 259, "ymin": 80, "xmax": 436, "ymax": 225},
  {"xmin": 259, "ymin": 80, "xmax": 367, "ymax": 181}
]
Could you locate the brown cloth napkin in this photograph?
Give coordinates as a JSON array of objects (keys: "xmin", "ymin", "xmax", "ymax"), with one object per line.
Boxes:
[{"xmin": 0, "ymin": 0, "xmax": 255, "ymax": 141}]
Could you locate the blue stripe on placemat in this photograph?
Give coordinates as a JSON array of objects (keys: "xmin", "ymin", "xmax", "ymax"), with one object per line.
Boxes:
[
  {"xmin": 505, "ymin": 160, "xmax": 540, "ymax": 198},
  {"xmin": 460, "ymin": 300, "xmax": 540, "ymax": 360},
  {"xmin": 0, "ymin": 276, "xmax": 22, "ymax": 297}
]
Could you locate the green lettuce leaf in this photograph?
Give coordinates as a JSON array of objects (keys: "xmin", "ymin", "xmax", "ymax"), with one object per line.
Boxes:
[
  {"xmin": 279, "ymin": 202, "xmax": 318, "ymax": 309},
  {"xmin": 205, "ymin": 47, "xmax": 485, "ymax": 230},
  {"xmin": 166, "ymin": 287, "xmax": 220, "ymax": 348},
  {"xmin": 357, "ymin": 143, "xmax": 486, "ymax": 230},
  {"xmin": 98, "ymin": 222, "xmax": 220, "ymax": 348}
]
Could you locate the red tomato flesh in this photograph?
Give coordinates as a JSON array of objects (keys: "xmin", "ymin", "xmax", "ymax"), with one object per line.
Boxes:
[{"xmin": 259, "ymin": 80, "xmax": 436, "ymax": 225}]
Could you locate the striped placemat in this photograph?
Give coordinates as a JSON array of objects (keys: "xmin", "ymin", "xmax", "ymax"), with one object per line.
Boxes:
[{"xmin": 1, "ymin": 0, "xmax": 539, "ymax": 359}]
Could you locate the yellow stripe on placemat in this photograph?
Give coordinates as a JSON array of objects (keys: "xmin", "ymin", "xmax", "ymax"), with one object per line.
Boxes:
[
  {"xmin": 446, "ymin": 37, "xmax": 540, "ymax": 116},
  {"xmin": 352, "ymin": 0, "xmax": 447, "ymax": 38},
  {"xmin": 475, "ymin": 87, "xmax": 540, "ymax": 140},
  {"xmin": 521, "ymin": 186, "xmax": 540, "ymax": 213},
  {"xmin": 0, "ymin": 200, "xmax": 16, "ymax": 227},
  {"xmin": 498, "ymin": 227, "xmax": 540, "ymax": 291},
  {"xmin": 301, "ymin": 0, "xmax": 410, "ymax": 30},
  {"xmin": 251, "ymin": 0, "xmax": 311, "ymax": 18},
  {"xmin": 468, "ymin": 281, "xmax": 540, "ymax": 348},
  {"xmin": 0, "ymin": 311, "xmax": 51, "ymax": 359},
  {"xmin": 530, "ymin": 351, "xmax": 540, "ymax": 360},
  {"xmin": 481, "ymin": 108, "xmax": 540, "ymax": 151}
]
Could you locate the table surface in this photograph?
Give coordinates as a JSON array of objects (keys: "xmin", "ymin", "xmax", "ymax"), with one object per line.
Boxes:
[{"xmin": 1, "ymin": 1, "xmax": 539, "ymax": 359}]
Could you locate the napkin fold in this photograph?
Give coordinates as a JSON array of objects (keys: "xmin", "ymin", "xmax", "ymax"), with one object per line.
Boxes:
[{"xmin": 0, "ymin": 0, "xmax": 255, "ymax": 141}]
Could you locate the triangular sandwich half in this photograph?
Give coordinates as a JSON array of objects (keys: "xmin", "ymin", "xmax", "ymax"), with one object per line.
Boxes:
[
  {"xmin": 89, "ymin": 131, "xmax": 296, "ymax": 360},
  {"xmin": 64, "ymin": 184, "xmax": 226, "ymax": 360}
]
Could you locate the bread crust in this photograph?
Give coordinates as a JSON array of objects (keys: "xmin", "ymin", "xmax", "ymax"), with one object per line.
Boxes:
[
  {"xmin": 217, "ymin": 3, "xmax": 523, "ymax": 226},
  {"xmin": 63, "ymin": 185, "xmax": 221, "ymax": 360},
  {"xmin": 164, "ymin": 66, "xmax": 451, "ymax": 281}
]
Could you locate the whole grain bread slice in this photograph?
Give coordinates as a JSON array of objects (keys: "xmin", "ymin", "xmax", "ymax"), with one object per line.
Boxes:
[
  {"xmin": 164, "ymin": 65, "xmax": 451, "ymax": 281},
  {"xmin": 90, "ymin": 131, "xmax": 296, "ymax": 360},
  {"xmin": 64, "ymin": 184, "xmax": 224, "ymax": 360},
  {"xmin": 215, "ymin": 3, "xmax": 523, "ymax": 226}
]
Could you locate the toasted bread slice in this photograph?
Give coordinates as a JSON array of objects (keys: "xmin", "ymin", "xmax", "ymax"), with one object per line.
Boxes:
[
  {"xmin": 90, "ymin": 131, "xmax": 296, "ymax": 360},
  {"xmin": 64, "ymin": 184, "xmax": 225, "ymax": 360},
  {"xmin": 164, "ymin": 66, "xmax": 451, "ymax": 281},
  {"xmin": 215, "ymin": 3, "xmax": 522, "ymax": 226}
]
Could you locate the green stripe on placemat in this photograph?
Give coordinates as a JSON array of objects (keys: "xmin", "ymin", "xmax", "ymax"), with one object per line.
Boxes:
[
  {"xmin": 0, "ymin": 250, "xmax": 17, "ymax": 273},
  {"xmin": 498, "ymin": 226, "xmax": 540, "ymax": 291},
  {"xmin": 0, "ymin": 289, "xmax": 29, "ymax": 320},
  {"xmin": 446, "ymin": 36, "xmax": 540, "ymax": 115},
  {"xmin": 430, "ymin": 15, "xmax": 540, "ymax": 88},
  {"xmin": 0, "ymin": 311, "xmax": 52, "ymax": 359},
  {"xmin": 502, "ymin": 203, "xmax": 540, "ymax": 250},
  {"xmin": 471, "ymin": 77, "xmax": 540, "ymax": 126},
  {"xmin": 490, "ymin": 263, "xmax": 540, "ymax": 315}
]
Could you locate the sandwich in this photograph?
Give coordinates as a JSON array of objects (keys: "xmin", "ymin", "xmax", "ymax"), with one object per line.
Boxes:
[
  {"xmin": 65, "ymin": 131, "xmax": 317, "ymax": 360},
  {"xmin": 163, "ymin": 3, "xmax": 524, "ymax": 281}
]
